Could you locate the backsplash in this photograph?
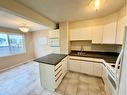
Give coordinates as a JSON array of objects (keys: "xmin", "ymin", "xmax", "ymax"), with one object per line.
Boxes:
[{"xmin": 70, "ymin": 41, "xmax": 122, "ymax": 53}]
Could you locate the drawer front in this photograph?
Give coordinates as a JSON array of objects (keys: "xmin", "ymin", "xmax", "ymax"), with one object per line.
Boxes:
[
  {"xmin": 69, "ymin": 59, "xmax": 81, "ymax": 72},
  {"xmin": 55, "ymin": 66, "xmax": 62, "ymax": 75},
  {"xmin": 55, "ymin": 62, "xmax": 62, "ymax": 71},
  {"xmin": 55, "ymin": 72, "xmax": 63, "ymax": 88},
  {"xmin": 55, "ymin": 70, "xmax": 62, "ymax": 81},
  {"xmin": 61, "ymin": 56, "xmax": 67, "ymax": 62}
]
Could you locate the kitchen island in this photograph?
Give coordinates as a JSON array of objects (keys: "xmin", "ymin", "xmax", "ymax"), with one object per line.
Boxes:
[{"xmin": 34, "ymin": 53, "xmax": 68, "ymax": 91}]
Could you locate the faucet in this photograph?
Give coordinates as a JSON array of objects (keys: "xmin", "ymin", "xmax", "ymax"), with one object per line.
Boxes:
[{"xmin": 79, "ymin": 45, "xmax": 84, "ymax": 55}]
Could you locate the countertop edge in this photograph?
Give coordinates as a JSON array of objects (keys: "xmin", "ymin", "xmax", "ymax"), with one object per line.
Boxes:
[{"xmin": 34, "ymin": 54, "xmax": 67, "ymax": 66}]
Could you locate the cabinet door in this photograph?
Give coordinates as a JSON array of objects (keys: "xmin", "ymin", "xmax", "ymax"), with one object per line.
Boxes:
[
  {"xmin": 103, "ymin": 22, "xmax": 117, "ymax": 44},
  {"xmin": 69, "ymin": 60, "xmax": 81, "ymax": 72},
  {"xmin": 80, "ymin": 61, "xmax": 93, "ymax": 75},
  {"xmin": 93, "ymin": 63, "xmax": 102, "ymax": 77},
  {"xmin": 116, "ymin": 16, "xmax": 126, "ymax": 44},
  {"xmin": 92, "ymin": 25, "xmax": 103, "ymax": 44},
  {"xmin": 102, "ymin": 65, "xmax": 107, "ymax": 82},
  {"xmin": 49, "ymin": 29, "xmax": 59, "ymax": 38},
  {"xmin": 70, "ymin": 27, "xmax": 92, "ymax": 41}
]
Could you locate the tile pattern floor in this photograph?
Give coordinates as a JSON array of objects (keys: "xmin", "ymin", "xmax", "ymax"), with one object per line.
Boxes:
[{"xmin": 56, "ymin": 71, "xmax": 106, "ymax": 95}]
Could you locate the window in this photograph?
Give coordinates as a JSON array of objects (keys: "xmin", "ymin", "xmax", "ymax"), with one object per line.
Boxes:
[{"xmin": 0, "ymin": 33, "xmax": 25, "ymax": 57}]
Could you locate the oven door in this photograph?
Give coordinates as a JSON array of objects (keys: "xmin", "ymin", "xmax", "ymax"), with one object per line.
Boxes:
[{"xmin": 106, "ymin": 67, "xmax": 117, "ymax": 95}]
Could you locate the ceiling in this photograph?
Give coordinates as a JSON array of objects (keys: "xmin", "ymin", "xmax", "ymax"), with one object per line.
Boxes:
[
  {"xmin": 0, "ymin": 10, "xmax": 49, "ymax": 31},
  {"xmin": 16, "ymin": 0, "xmax": 125, "ymax": 23}
]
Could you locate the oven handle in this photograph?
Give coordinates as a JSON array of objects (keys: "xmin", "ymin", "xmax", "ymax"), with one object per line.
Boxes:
[{"xmin": 115, "ymin": 49, "xmax": 123, "ymax": 76}]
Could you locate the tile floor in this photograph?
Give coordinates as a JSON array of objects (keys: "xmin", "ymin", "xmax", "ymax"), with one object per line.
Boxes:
[
  {"xmin": 56, "ymin": 71, "xmax": 106, "ymax": 95},
  {"xmin": 1, "ymin": 62, "xmax": 106, "ymax": 95}
]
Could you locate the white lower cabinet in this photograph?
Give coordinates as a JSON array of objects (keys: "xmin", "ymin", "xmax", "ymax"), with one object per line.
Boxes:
[
  {"xmin": 69, "ymin": 57, "xmax": 117, "ymax": 95},
  {"xmin": 81, "ymin": 61, "xmax": 93, "ymax": 75},
  {"xmin": 69, "ymin": 59, "xmax": 81, "ymax": 72},
  {"xmin": 93, "ymin": 63, "xmax": 103, "ymax": 77},
  {"xmin": 69, "ymin": 59, "xmax": 102, "ymax": 77},
  {"xmin": 102, "ymin": 65, "xmax": 107, "ymax": 82},
  {"xmin": 39, "ymin": 57, "xmax": 68, "ymax": 91}
]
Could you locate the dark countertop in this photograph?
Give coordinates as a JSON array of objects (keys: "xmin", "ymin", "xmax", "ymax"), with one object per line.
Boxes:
[
  {"xmin": 69, "ymin": 51, "xmax": 119, "ymax": 63},
  {"xmin": 34, "ymin": 53, "xmax": 67, "ymax": 65}
]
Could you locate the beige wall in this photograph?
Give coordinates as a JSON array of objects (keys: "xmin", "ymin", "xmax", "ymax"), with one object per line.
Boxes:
[
  {"xmin": 0, "ymin": 28, "xmax": 35, "ymax": 70},
  {"xmin": 33, "ymin": 30, "xmax": 51, "ymax": 58}
]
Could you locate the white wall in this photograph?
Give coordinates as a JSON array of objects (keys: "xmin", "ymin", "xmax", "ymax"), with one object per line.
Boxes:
[{"xmin": 33, "ymin": 30, "xmax": 51, "ymax": 58}]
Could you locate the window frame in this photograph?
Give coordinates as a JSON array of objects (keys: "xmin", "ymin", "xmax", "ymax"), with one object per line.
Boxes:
[{"xmin": 0, "ymin": 32, "xmax": 26, "ymax": 57}]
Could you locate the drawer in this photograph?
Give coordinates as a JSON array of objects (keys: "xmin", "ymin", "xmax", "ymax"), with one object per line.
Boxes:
[
  {"xmin": 55, "ymin": 66, "xmax": 62, "ymax": 75},
  {"xmin": 55, "ymin": 70, "xmax": 62, "ymax": 81},
  {"xmin": 55, "ymin": 62, "xmax": 62, "ymax": 71},
  {"xmin": 61, "ymin": 57, "xmax": 67, "ymax": 62},
  {"xmin": 55, "ymin": 73, "xmax": 63, "ymax": 88}
]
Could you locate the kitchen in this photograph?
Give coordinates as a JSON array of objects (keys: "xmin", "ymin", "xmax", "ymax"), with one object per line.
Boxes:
[{"xmin": 0, "ymin": 0, "xmax": 126, "ymax": 95}]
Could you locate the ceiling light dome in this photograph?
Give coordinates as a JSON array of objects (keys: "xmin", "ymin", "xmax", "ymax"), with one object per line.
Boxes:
[{"xmin": 19, "ymin": 24, "xmax": 29, "ymax": 32}]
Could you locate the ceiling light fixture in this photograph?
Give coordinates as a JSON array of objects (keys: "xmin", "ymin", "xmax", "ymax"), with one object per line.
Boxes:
[
  {"xmin": 95, "ymin": 0, "xmax": 100, "ymax": 11},
  {"xmin": 19, "ymin": 24, "xmax": 29, "ymax": 32}
]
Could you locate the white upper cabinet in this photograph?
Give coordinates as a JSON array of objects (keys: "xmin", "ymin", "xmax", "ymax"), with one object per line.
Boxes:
[
  {"xmin": 102, "ymin": 12, "xmax": 119, "ymax": 44},
  {"xmin": 69, "ymin": 7, "xmax": 126, "ymax": 45},
  {"xmin": 102, "ymin": 22, "xmax": 117, "ymax": 44},
  {"xmin": 70, "ymin": 27, "xmax": 92, "ymax": 41},
  {"xmin": 91, "ymin": 25, "xmax": 103, "ymax": 44},
  {"xmin": 116, "ymin": 6, "xmax": 127, "ymax": 44},
  {"xmin": 116, "ymin": 6, "xmax": 127, "ymax": 45},
  {"xmin": 116, "ymin": 16, "xmax": 126, "ymax": 44}
]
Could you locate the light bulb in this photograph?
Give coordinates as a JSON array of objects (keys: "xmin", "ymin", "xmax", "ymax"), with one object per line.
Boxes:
[
  {"xmin": 95, "ymin": 0, "xmax": 100, "ymax": 10},
  {"xmin": 19, "ymin": 26, "xmax": 29, "ymax": 32}
]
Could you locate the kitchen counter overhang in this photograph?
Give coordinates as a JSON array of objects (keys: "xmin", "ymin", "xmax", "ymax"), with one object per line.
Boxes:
[{"xmin": 34, "ymin": 53, "xmax": 67, "ymax": 65}]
